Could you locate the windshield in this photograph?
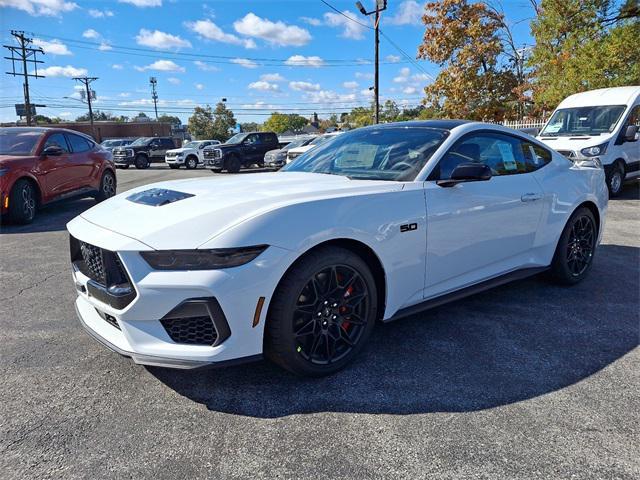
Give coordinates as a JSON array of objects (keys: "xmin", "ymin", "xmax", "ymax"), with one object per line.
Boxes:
[
  {"xmin": 130, "ymin": 137, "xmax": 151, "ymax": 146},
  {"xmin": 0, "ymin": 129, "xmax": 42, "ymax": 156},
  {"xmin": 183, "ymin": 141, "xmax": 199, "ymax": 148},
  {"xmin": 226, "ymin": 133, "xmax": 248, "ymax": 144},
  {"xmin": 283, "ymin": 137, "xmax": 313, "ymax": 151},
  {"xmin": 101, "ymin": 140, "xmax": 117, "ymax": 147},
  {"xmin": 540, "ymin": 105, "xmax": 627, "ymax": 136},
  {"xmin": 309, "ymin": 135, "xmax": 337, "ymax": 146},
  {"xmin": 282, "ymin": 127, "xmax": 448, "ymax": 181}
]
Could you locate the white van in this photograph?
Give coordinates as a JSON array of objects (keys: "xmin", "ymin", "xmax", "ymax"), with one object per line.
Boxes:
[{"xmin": 537, "ymin": 86, "xmax": 640, "ymax": 196}]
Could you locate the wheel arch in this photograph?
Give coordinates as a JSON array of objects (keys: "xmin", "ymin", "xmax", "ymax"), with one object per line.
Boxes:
[
  {"xmin": 12, "ymin": 174, "xmax": 42, "ymax": 205},
  {"xmin": 575, "ymin": 200, "xmax": 601, "ymax": 236}
]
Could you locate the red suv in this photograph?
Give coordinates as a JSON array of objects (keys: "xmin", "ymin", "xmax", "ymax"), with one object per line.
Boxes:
[{"xmin": 0, "ymin": 127, "xmax": 116, "ymax": 224}]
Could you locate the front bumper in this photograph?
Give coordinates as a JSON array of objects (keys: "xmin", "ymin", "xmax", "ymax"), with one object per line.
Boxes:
[
  {"xmin": 67, "ymin": 216, "xmax": 293, "ymax": 369},
  {"xmin": 204, "ymin": 157, "xmax": 223, "ymax": 168},
  {"xmin": 113, "ymin": 155, "xmax": 134, "ymax": 166},
  {"xmin": 165, "ymin": 156, "xmax": 184, "ymax": 165}
]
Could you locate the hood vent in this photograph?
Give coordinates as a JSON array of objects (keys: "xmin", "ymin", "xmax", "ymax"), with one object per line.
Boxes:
[{"xmin": 127, "ymin": 188, "xmax": 194, "ymax": 207}]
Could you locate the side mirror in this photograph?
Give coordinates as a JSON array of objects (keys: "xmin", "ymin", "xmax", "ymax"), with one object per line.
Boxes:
[
  {"xmin": 437, "ymin": 163, "xmax": 492, "ymax": 188},
  {"xmin": 623, "ymin": 125, "xmax": 638, "ymax": 142},
  {"xmin": 41, "ymin": 145, "xmax": 64, "ymax": 157}
]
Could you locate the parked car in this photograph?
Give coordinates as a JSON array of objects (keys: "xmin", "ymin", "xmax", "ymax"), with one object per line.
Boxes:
[
  {"xmin": 0, "ymin": 127, "xmax": 115, "ymax": 224},
  {"xmin": 165, "ymin": 140, "xmax": 221, "ymax": 170},
  {"xmin": 264, "ymin": 135, "xmax": 316, "ymax": 169},
  {"xmin": 286, "ymin": 131, "xmax": 343, "ymax": 164},
  {"xmin": 203, "ymin": 132, "xmax": 279, "ymax": 173},
  {"xmin": 68, "ymin": 120, "xmax": 607, "ymax": 376},
  {"xmin": 112, "ymin": 136, "xmax": 177, "ymax": 169},
  {"xmin": 537, "ymin": 86, "xmax": 640, "ymax": 196},
  {"xmin": 100, "ymin": 138, "xmax": 134, "ymax": 154}
]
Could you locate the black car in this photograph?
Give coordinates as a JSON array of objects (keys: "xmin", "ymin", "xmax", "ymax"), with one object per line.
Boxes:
[
  {"xmin": 112, "ymin": 137, "xmax": 177, "ymax": 169},
  {"xmin": 203, "ymin": 132, "xmax": 279, "ymax": 173}
]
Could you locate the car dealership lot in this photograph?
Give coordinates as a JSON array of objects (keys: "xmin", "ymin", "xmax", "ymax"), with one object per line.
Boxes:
[{"xmin": 1, "ymin": 167, "xmax": 638, "ymax": 479}]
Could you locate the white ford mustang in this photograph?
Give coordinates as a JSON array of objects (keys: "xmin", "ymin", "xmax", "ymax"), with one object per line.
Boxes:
[{"xmin": 67, "ymin": 120, "xmax": 608, "ymax": 376}]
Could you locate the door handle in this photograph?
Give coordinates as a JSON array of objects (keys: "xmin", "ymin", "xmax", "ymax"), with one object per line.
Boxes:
[{"xmin": 521, "ymin": 193, "xmax": 542, "ymax": 202}]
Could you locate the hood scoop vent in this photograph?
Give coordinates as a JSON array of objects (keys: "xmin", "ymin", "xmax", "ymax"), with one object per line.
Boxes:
[{"xmin": 127, "ymin": 188, "xmax": 194, "ymax": 207}]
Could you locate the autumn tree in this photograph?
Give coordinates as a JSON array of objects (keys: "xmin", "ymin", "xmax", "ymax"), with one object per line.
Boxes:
[
  {"xmin": 529, "ymin": 0, "xmax": 640, "ymax": 110},
  {"xmin": 188, "ymin": 102, "xmax": 236, "ymax": 141},
  {"xmin": 157, "ymin": 114, "xmax": 181, "ymax": 125},
  {"xmin": 262, "ymin": 112, "xmax": 308, "ymax": 133},
  {"xmin": 417, "ymin": 0, "xmax": 524, "ymax": 121}
]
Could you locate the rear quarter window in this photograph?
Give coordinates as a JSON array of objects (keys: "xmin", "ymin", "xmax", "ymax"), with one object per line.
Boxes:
[{"xmin": 67, "ymin": 133, "xmax": 93, "ymax": 153}]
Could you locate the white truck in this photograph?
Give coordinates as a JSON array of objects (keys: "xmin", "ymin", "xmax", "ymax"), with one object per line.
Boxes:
[
  {"xmin": 537, "ymin": 86, "xmax": 640, "ymax": 196},
  {"xmin": 165, "ymin": 140, "xmax": 221, "ymax": 170}
]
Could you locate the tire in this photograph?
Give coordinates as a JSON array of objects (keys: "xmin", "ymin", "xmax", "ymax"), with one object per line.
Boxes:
[
  {"xmin": 265, "ymin": 246, "xmax": 378, "ymax": 377},
  {"xmin": 549, "ymin": 207, "xmax": 597, "ymax": 285},
  {"xmin": 95, "ymin": 170, "xmax": 116, "ymax": 203},
  {"xmin": 210, "ymin": 168, "xmax": 223, "ymax": 174},
  {"xmin": 185, "ymin": 156, "xmax": 198, "ymax": 170},
  {"xmin": 134, "ymin": 154, "xmax": 150, "ymax": 169},
  {"xmin": 225, "ymin": 155, "xmax": 241, "ymax": 173},
  {"xmin": 7, "ymin": 178, "xmax": 37, "ymax": 224},
  {"xmin": 606, "ymin": 162, "xmax": 625, "ymax": 197},
  {"xmin": 168, "ymin": 164, "xmax": 179, "ymax": 169}
]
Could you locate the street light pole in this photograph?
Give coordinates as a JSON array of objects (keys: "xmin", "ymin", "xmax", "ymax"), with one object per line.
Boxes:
[{"xmin": 356, "ymin": 0, "xmax": 387, "ymax": 124}]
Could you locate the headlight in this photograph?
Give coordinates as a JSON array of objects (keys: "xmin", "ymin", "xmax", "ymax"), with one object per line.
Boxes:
[
  {"xmin": 176, "ymin": 152, "xmax": 184, "ymax": 157},
  {"xmin": 140, "ymin": 245, "xmax": 268, "ymax": 270},
  {"xmin": 581, "ymin": 142, "xmax": 608, "ymax": 157}
]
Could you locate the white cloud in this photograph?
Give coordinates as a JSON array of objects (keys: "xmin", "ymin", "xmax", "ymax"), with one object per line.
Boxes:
[
  {"xmin": 186, "ymin": 19, "xmax": 256, "ymax": 48},
  {"xmin": 355, "ymin": 71, "xmax": 374, "ymax": 80},
  {"xmin": 412, "ymin": 73, "xmax": 432, "ymax": 82},
  {"xmin": 285, "ymin": 55, "xmax": 324, "ymax": 67},
  {"xmin": 98, "ymin": 42, "xmax": 112, "ymax": 51},
  {"xmin": 134, "ymin": 60, "xmax": 185, "ymax": 72},
  {"xmin": 360, "ymin": 88, "xmax": 374, "ymax": 98},
  {"xmin": 193, "ymin": 60, "xmax": 220, "ymax": 72},
  {"xmin": 32, "ymin": 38, "xmax": 71, "ymax": 55},
  {"xmin": 289, "ymin": 81, "xmax": 320, "ymax": 92},
  {"xmin": 167, "ymin": 77, "xmax": 181, "ymax": 85},
  {"xmin": 249, "ymin": 80, "xmax": 279, "ymax": 92},
  {"xmin": 231, "ymin": 58, "xmax": 258, "ymax": 69},
  {"xmin": 118, "ymin": 0, "xmax": 161, "ymax": 7},
  {"xmin": 305, "ymin": 90, "xmax": 357, "ymax": 105},
  {"xmin": 300, "ymin": 16, "xmax": 322, "ymax": 26},
  {"xmin": 393, "ymin": 67, "xmax": 411, "ymax": 83},
  {"xmin": 136, "ymin": 29, "xmax": 191, "ymax": 49},
  {"xmin": 1, "ymin": 0, "xmax": 78, "ymax": 16},
  {"xmin": 118, "ymin": 98, "xmax": 195, "ymax": 107},
  {"xmin": 58, "ymin": 111, "xmax": 72, "ymax": 117},
  {"xmin": 195, "ymin": 83, "xmax": 205, "ymax": 91},
  {"xmin": 82, "ymin": 29, "xmax": 100, "ymax": 39},
  {"xmin": 112, "ymin": 64, "xmax": 124, "ymax": 70},
  {"xmin": 343, "ymin": 81, "xmax": 359, "ymax": 89},
  {"xmin": 324, "ymin": 10, "xmax": 366, "ymax": 40},
  {"xmin": 260, "ymin": 73, "xmax": 285, "ymax": 82},
  {"xmin": 402, "ymin": 86, "xmax": 418, "ymax": 95},
  {"xmin": 233, "ymin": 13, "xmax": 311, "ymax": 47},
  {"xmin": 385, "ymin": 55, "xmax": 401, "ymax": 63},
  {"xmin": 118, "ymin": 92, "xmax": 131, "ymax": 97},
  {"xmin": 37, "ymin": 65, "xmax": 87, "ymax": 77},
  {"xmin": 88, "ymin": 8, "xmax": 113, "ymax": 18},
  {"xmin": 387, "ymin": 1, "xmax": 423, "ymax": 26},
  {"xmin": 241, "ymin": 101, "xmax": 277, "ymax": 110}
]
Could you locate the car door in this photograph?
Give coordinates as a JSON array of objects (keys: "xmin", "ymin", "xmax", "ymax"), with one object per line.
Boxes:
[
  {"xmin": 242, "ymin": 134, "xmax": 261, "ymax": 164},
  {"xmin": 65, "ymin": 133, "xmax": 96, "ymax": 186},
  {"xmin": 37, "ymin": 132, "xmax": 74, "ymax": 197},
  {"xmin": 618, "ymin": 104, "xmax": 640, "ymax": 176},
  {"xmin": 423, "ymin": 131, "xmax": 545, "ymax": 299}
]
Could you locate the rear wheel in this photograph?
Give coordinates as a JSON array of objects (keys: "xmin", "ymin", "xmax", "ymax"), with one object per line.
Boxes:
[
  {"xmin": 95, "ymin": 170, "xmax": 116, "ymax": 202},
  {"xmin": 225, "ymin": 155, "xmax": 241, "ymax": 173},
  {"xmin": 134, "ymin": 154, "xmax": 149, "ymax": 169},
  {"xmin": 8, "ymin": 179, "xmax": 37, "ymax": 224},
  {"xmin": 185, "ymin": 156, "xmax": 198, "ymax": 170},
  {"xmin": 606, "ymin": 162, "xmax": 625, "ymax": 197},
  {"xmin": 550, "ymin": 207, "xmax": 597, "ymax": 285},
  {"xmin": 265, "ymin": 246, "xmax": 377, "ymax": 376}
]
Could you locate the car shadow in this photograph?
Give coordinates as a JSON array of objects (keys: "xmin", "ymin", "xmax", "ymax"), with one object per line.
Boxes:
[
  {"xmin": 613, "ymin": 180, "xmax": 640, "ymax": 200},
  {"xmin": 149, "ymin": 243, "xmax": 639, "ymax": 418},
  {"xmin": 0, "ymin": 197, "xmax": 96, "ymax": 234}
]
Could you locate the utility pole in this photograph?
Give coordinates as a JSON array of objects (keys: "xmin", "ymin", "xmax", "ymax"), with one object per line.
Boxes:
[
  {"xmin": 3, "ymin": 30, "xmax": 45, "ymax": 126},
  {"xmin": 150, "ymin": 77, "xmax": 158, "ymax": 120},
  {"xmin": 356, "ymin": 0, "xmax": 387, "ymax": 124},
  {"xmin": 73, "ymin": 76, "xmax": 98, "ymax": 135}
]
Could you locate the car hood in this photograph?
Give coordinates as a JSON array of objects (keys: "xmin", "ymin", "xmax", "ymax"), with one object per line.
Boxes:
[
  {"xmin": 288, "ymin": 145, "xmax": 314, "ymax": 154},
  {"xmin": 166, "ymin": 147, "xmax": 194, "ymax": 154},
  {"xmin": 75, "ymin": 172, "xmax": 403, "ymax": 250},
  {"xmin": 536, "ymin": 133, "xmax": 613, "ymax": 152},
  {"xmin": 0, "ymin": 154, "xmax": 37, "ymax": 166}
]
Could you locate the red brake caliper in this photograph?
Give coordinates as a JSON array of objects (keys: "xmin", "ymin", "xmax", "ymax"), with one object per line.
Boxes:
[{"xmin": 341, "ymin": 286, "xmax": 353, "ymax": 331}]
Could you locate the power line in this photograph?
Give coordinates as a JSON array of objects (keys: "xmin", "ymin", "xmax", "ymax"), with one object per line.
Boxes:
[{"xmin": 319, "ymin": 0, "xmax": 374, "ymax": 30}]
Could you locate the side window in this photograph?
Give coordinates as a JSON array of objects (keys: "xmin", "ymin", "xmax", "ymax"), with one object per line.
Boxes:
[
  {"xmin": 161, "ymin": 138, "xmax": 174, "ymax": 148},
  {"xmin": 246, "ymin": 134, "xmax": 259, "ymax": 145},
  {"xmin": 44, "ymin": 133, "xmax": 69, "ymax": 153},
  {"xmin": 435, "ymin": 133, "xmax": 530, "ymax": 180},
  {"xmin": 522, "ymin": 142, "xmax": 552, "ymax": 171},
  {"xmin": 67, "ymin": 134, "xmax": 92, "ymax": 153},
  {"xmin": 626, "ymin": 105, "xmax": 640, "ymax": 128}
]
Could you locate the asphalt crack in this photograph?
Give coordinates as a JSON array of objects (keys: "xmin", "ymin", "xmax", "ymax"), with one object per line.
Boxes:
[{"xmin": 5, "ymin": 270, "xmax": 68, "ymax": 301}]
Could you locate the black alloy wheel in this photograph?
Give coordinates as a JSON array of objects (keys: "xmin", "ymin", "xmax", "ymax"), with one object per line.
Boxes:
[
  {"xmin": 95, "ymin": 171, "xmax": 116, "ymax": 202},
  {"xmin": 226, "ymin": 155, "xmax": 241, "ymax": 173},
  {"xmin": 8, "ymin": 179, "xmax": 37, "ymax": 224},
  {"xmin": 550, "ymin": 207, "xmax": 597, "ymax": 285},
  {"xmin": 134, "ymin": 154, "xmax": 150, "ymax": 169},
  {"xmin": 266, "ymin": 246, "xmax": 377, "ymax": 376}
]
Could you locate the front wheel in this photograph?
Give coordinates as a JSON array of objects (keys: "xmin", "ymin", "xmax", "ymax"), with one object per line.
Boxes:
[
  {"xmin": 134, "ymin": 155, "xmax": 149, "ymax": 169},
  {"xmin": 185, "ymin": 156, "xmax": 198, "ymax": 170},
  {"xmin": 265, "ymin": 246, "xmax": 378, "ymax": 377},
  {"xmin": 549, "ymin": 207, "xmax": 597, "ymax": 285},
  {"xmin": 606, "ymin": 162, "xmax": 625, "ymax": 197},
  {"xmin": 7, "ymin": 179, "xmax": 37, "ymax": 224},
  {"xmin": 95, "ymin": 170, "xmax": 116, "ymax": 202},
  {"xmin": 225, "ymin": 155, "xmax": 241, "ymax": 173}
]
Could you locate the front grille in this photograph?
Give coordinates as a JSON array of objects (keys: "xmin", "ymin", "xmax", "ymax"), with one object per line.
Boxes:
[
  {"xmin": 80, "ymin": 242, "xmax": 106, "ymax": 284},
  {"xmin": 204, "ymin": 149, "xmax": 222, "ymax": 159},
  {"xmin": 161, "ymin": 316, "xmax": 218, "ymax": 345}
]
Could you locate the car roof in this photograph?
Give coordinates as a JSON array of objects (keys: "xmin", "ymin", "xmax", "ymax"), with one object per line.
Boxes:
[
  {"xmin": 1, "ymin": 126, "xmax": 95, "ymax": 140},
  {"xmin": 557, "ymin": 86, "xmax": 640, "ymax": 108},
  {"xmin": 371, "ymin": 120, "xmax": 473, "ymax": 130}
]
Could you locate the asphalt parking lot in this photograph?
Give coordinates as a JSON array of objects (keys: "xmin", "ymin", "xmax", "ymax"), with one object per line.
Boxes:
[{"xmin": 1, "ymin": 165, "xmax": 638, "ymax": 479}]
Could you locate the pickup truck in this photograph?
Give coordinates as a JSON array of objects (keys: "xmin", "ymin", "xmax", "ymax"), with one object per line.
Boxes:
[
  {"xmin": 203, "ymin": 132, "xmax": 279, "ymax": 173},
  {"xmin": 112, "ymin": 136, "xmax": 177, "ymax": 169},
  {"xmin": 165, "ymin": 140, "xmax": 221, "ymax": 169}
]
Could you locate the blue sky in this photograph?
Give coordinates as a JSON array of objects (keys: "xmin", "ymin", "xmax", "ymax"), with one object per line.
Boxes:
[{"xmin": 0, "ymin": 0, "xmax": 536, "ymax": 124}]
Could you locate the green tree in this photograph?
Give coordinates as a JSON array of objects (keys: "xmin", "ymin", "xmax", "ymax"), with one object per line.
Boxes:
[
  {"xmin": 75, "ymin": 110, "xmax": 119, "ymax": 122},
  {"xmin": 381, "ymin": 100, "xmax": 401, "ymax": 123},
  {"xmin": 240, "ymin": 122, "xmax": 260, "ymax": 132},
  {"xmin": 157, "ymin": 114, "xmax": 181, "ymax": 125},
  {"xmin": 529, "ymin": 0, "xmax": 640, "ymax": 110},
  {"xmin": 188, "ymin": 102, "xmax": 236, "ymax": 141},
  {"xmin": 262, "ymin": 112, "xmax": 308, "ymax": 133},
  {"xmin": 344, "ymin": 106, "xmax": 374, "ymax": 128}
]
